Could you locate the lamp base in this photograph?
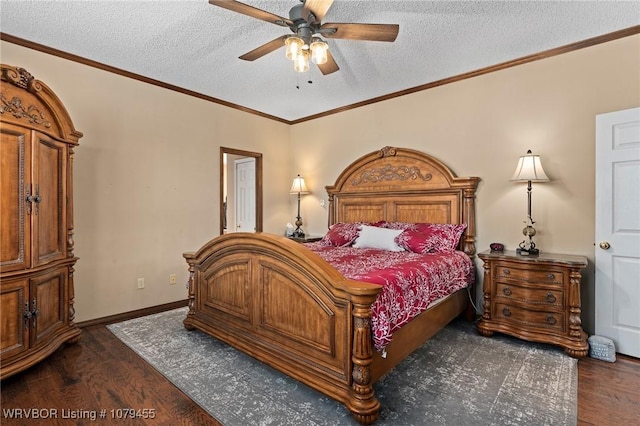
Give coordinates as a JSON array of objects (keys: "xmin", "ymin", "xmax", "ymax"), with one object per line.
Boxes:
[
  {"xmin": 292, "ymin": 229, "xmax": 305, "ymax": 238},
  {"xmin": 518, "ymin": 225, "xmax": 539, "ymax": 256},
  {"xmin": 516, "ymin": 247, "xmax": 539, "ymax": 256}
]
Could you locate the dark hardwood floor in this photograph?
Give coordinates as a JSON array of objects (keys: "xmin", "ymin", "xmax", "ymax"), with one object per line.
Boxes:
[
  {"xmin": 1, "ymin": 325, "xmax": 221, "ymax": 426},
  {"xmin": 2, "ymin": 324, "xmax": 639, "ymax": 425},
  {"xmin": 577, "ymin": 354, "xmax": 640, "ymax": 426}
]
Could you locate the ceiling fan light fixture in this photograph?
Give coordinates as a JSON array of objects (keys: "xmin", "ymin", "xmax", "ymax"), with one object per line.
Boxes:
[
  {"xmin": 294, "ymin": 49, "xmax": 310, "ymax": 73},
  {"xmin": 310, "ymin": 38, "xmax": 328, "ymax": 65},
  {"xmin": 208, "ymin": 0, "xmax": 399, "ymax": 77},
  {"xmin": 285, "ymin": 36, "xmax": 304, "ymax": 60}
]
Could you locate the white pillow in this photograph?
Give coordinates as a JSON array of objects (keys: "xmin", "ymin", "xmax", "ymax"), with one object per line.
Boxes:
[{"xmin": 352, "ymin": 225, "xmax": 405, "ymax": 252}]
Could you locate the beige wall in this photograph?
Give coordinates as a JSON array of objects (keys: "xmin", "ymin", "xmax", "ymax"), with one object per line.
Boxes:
[
  {"xmin": 290, "ymin": 34, "xmax": 640, "ymax": 333},
  {"xmin": 2, "ymin": 34, "xmax": 638, "ymax": 332},
  {"xmin": 1, "ymin": 42, "xmax": 291, "ymax": 322}
]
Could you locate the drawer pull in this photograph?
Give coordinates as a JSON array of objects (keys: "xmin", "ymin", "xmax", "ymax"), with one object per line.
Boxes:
[
  {"xmin": 547, "ymin": 273, "xmax": 555, "ymax": 280},
  {"xmin": 502, "ymin": 307, "xmax": 511, "ymax": 317},
  {"xmin": 503, "ymin": 268, "xmax": 511, "ymax": 275},
  {"xmin": 546, "ymin": 315, "xmax": 557, "ymax": 325},
  {"xmin": 546, "ymin": 293, "xmax": 557, "ymax": 304},
  {"xmin": 502, "ymin": 287, "xmax": 512, "ymax": 296}
]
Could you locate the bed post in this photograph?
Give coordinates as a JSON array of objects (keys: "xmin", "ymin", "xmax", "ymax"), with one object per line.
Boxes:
[
  {"xmin": 327, "ymin": 193, "xmax": 336, "ymax": 228},
  {"xmin": 462, "ymin": 185, "xmax": 478, "ymax": 257},
  {"xmin": 348, "ymin": 295, "xmax": 381, "ymax": 425},
  {"xmin": 462, "ymin": 185, "xmax": 479, "ymax": 321},
  {"xmin": 183, "ymin": 255, "xmax": 196, "ymax": 331}
]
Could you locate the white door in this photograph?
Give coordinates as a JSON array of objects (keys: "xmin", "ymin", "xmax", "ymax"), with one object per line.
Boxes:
[
  {"xmin": 595, "ymin": 107, "xmax": 640, "ymax": 358},
  {"xmin": 234, "ymin": 157, "xmax": 256, "ymax": 232}
]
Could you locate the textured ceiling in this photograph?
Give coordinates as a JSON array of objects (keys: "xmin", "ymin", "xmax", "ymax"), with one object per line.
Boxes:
[{"xmin": 1, "ymin": 1, "xmax": 639, "ymax": 122}]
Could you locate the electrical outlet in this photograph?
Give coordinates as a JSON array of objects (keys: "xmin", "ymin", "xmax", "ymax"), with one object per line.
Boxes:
[
  {"xmin": 169, "ymin": 274, "xmax": 177, "ymax": 285},
  {"xmin": 137, "ymin": 277, "xmax": 145, "ymax": 289}
]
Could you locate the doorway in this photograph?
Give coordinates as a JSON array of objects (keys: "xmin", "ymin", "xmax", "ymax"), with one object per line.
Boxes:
[
  {"xmin": 220, "ymin": 147, "xmax": 263, "ymax": 235},
  {"xmin": 234, "ymin": 157, "xmax": 256, "ymax": 232}
]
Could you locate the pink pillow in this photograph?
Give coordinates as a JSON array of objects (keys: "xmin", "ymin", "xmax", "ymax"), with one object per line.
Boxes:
[
  {"xmin": 320, "ymin": 222, "xmax": 366, "ymax": 247},
  {"xmin": 395, "ymin": 223, "xmax": 467, "ymax": 253}
]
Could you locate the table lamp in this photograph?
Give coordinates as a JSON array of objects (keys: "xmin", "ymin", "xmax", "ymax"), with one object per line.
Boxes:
[
  {"xmin": 289, "ymin": 174, "xmax": 310, "ymax": 238},
  {"xmin": 511, "ymin": 150, "xmax": 550, "ymax": 255}
]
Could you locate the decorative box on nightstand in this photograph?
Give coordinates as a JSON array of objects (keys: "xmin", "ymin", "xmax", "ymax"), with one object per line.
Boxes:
[{"xmin": 477, "ymin": 250, "xmax": 589, "ymax": 358}]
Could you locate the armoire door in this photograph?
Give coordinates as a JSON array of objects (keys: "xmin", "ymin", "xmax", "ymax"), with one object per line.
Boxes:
[
  {"xmin": 30, "ymin": 266, "xmax": 67, "ymax": 346},
  {"xmin": 31, "ymin": 132, "xmax": 67, "ymax": 268},
  {"xmin": 0, "ymin": 123, "xmax": 32, "ymax": 272},
  {"xmin": 0, "ymin": 277, "xmax": 29, "ymax": 360}
]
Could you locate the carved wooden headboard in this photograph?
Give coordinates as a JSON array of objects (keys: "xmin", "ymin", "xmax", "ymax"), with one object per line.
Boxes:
[{"xmin": 325, "ymin": 146, "xmax": 480, "ymax": 256}]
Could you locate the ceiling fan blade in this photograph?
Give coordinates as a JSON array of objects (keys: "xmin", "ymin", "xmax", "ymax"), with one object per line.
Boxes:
[
  {"xmin": 320, "ymin": 23, "xmax": 399, "ymax": 42},
  {"xmin": 239, "ymin": 36, "xmax": 287, "ymax": 61},
  {"xmin": 209, "ymin": 0, "xmax": 292, "ymax": 27},
  {"xmin": 302, "ymin": 0, "xmax": 335, "ymax": 22},
  {"xmin": 317, "ymin": 50, "xmax": 339, "ymax": 75}
]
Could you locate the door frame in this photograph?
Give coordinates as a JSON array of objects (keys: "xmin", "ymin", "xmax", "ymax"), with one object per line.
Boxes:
[{"xmin": 219, "ymin": 147, "xmax": 263, "ymax": 235}]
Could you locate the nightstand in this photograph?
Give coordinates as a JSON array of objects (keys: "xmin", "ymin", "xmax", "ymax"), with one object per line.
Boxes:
[
  {"xmin": 477, "ymin": 250, "xmax": 589, "ymax": 357},
  {"xmin": 288, "ymin": 236, "xmax": 323, "ymax": 243}
]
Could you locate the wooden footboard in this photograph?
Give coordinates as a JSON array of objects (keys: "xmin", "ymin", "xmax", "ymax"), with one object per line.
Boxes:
[{"xmin": 183, "ymin": 232, "xmax": 384, "ymax": 424}]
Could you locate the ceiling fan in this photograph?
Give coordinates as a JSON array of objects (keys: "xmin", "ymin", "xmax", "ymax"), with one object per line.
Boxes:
[{"xmin": 209, "ymin": 0, "xmax": 399, "ymax": 75}]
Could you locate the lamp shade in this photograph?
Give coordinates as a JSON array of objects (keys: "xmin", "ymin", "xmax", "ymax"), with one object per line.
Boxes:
[
  {"xmin": 285, "ymin": 36, "xmax": 304, "ymax": 60},
  {"xmin": 293, "ymin": 49, "xmax": 310, "ymax": 73},
  {"xmin": 310, "ymin": 38, "xmax": 328, "ymax": 65},
  {"xmin": 510, "ymin": 150, "xmax": 550, "ymax": 182},
  {"xmin": 289, "ymin": 175, "xmax": 310, "ymax": 194}
]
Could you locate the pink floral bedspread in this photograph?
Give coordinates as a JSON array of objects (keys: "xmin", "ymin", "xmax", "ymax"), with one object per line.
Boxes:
[{"xmin": 305, "ymin": 243, "xmax": 474, "ymax": 352}]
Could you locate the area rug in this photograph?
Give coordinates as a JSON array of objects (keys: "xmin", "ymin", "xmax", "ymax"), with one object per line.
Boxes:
[{"xmin": 107, "ymin": 308, "xmax": 577, "ymax": 426}]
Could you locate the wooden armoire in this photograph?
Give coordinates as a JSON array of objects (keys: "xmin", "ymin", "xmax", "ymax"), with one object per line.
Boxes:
[{"xmin": 1, "ymin": 64, "xmax": 83, "ymax": 379}]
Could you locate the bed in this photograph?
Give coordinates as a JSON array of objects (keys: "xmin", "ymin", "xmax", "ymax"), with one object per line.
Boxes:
[{"xmin": 183, "ymin": 146, "xmax": 480, "ymax": 424}]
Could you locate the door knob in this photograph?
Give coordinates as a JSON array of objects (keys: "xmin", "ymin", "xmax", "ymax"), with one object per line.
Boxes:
[{"xmin": 599, "ymin": 241, "xmax": 611, "ymax": 250}]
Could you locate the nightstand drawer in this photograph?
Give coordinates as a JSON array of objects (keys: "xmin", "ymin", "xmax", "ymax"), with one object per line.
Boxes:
[
  {"xmin": 495, "ymin": 282, "xmax": 564, "ymax": 308},
  {"xmin": 494, "ymin": 303, "xmax": 565, "ymax": 333},
  {"xmin": 494, "ymin": 264, "xmax": 564, "ymax": 286}
]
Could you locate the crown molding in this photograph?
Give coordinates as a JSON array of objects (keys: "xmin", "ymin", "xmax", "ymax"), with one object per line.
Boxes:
[{"xmin": 3, "ymin": 25, "xmax": 639, "ymax": 125}]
